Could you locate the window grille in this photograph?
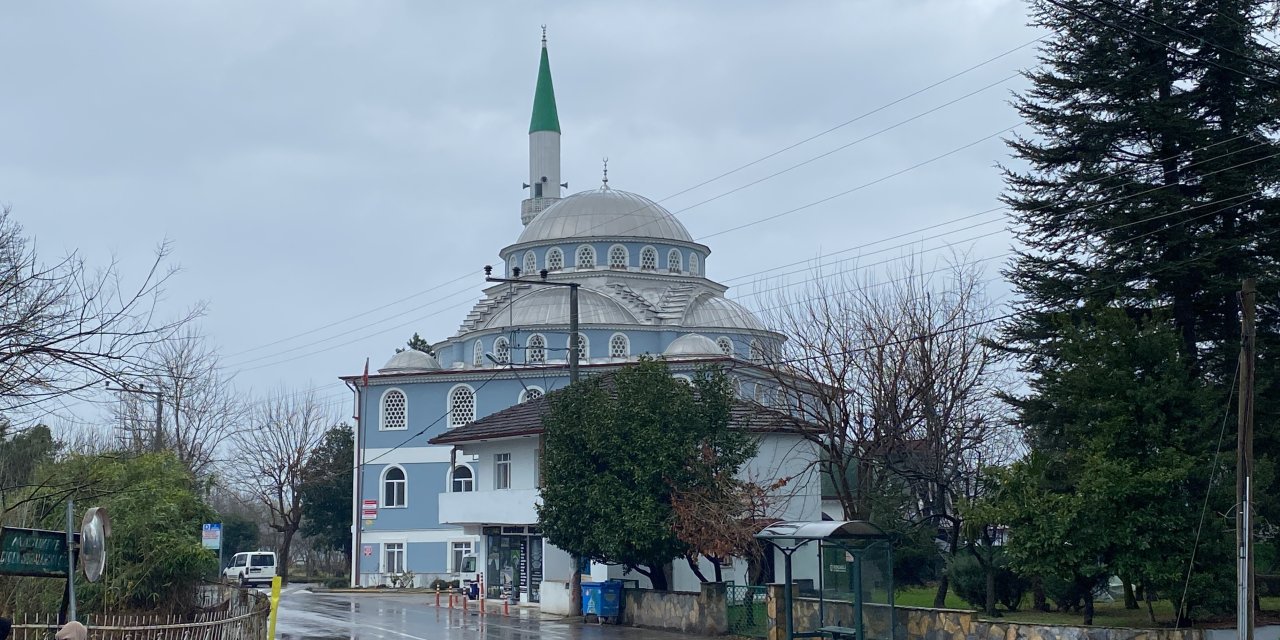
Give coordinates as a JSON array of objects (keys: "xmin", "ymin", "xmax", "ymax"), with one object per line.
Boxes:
[
  {"xmin": 609, "ymin": 333, "xmax": 629, "ymax": 358},
  {"xmin": 668, "ymin": 249, "xmax": 682, "ymax": 273},
  {"xmin": 641, "ymin": 247, "xmax": 657, "ymax": 270},
  {"xmin": 381, "ymin": 390, "xmax": 407, "ymax": 431},
  {"xmin": 717, "ymin": 337, "xmax": 734, "ymax": 356},
  {"xmin": 547, "ymin": 248, "xmax": 564, "ymax": 271},
  {"xmin": 448, "ymin": 386, "xmax": 476, "ymax": 427},
  {"xmin": 609, "ymin": 245, "xmax": 628, "ymax": 269},
  {"xmin": 576, "ymin": 245, "xmax": 595, "ymax": 269}
]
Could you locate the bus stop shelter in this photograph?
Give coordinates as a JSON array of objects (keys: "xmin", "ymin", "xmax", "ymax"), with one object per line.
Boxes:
[{"xmin": 756, "ymin": 521, "xmax": 894, "ymax": 640}]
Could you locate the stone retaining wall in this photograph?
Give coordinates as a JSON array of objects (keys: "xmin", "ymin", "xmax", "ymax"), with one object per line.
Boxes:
[
  {"xmin": 622, "ymin": 582, "xmax": 729, "ymax": 635},
  {"xmin": 765, "ymin": 589, "xmax": 1216, "ymax": 640}
]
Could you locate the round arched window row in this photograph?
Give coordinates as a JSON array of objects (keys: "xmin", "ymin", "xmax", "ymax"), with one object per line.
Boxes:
[
  {"xmin": 576, "ymin": 245, "xmax": 596, "ymax": 269},
  {"xmin": 527, "ymin": 334, "xmax": 547, "ymax": 364},
  {"xmin": 448, "ymin": 385, "xmax": 476, "ymax": 428},
  {"xmin": 494, "ymin": 337, "xmax": 510, "ymax": 364},
  {"xmin": 609, "ymin": 245, "xmax": 628, "ymax": 269},
  {"xmin": 667, "ymin": 249, "xmax": 683, "ymax": 273},
  {"xmin": 640, "ymin": 246, "xmax": 657, "ymax": 270},
  {"xmin": 381, "ymin": 390, "xmax": 407, "ymax": 431},
  {"xmin": 716, "ymin": 337, "xmax": 734, "ymax": 356},
  {"xmin": 609, "ymin": 333, "xmax": 630, "ymax": 359},
  {"xmin": 383, "ymin": 466, "xmax": 406, "ymax": 507},
  {"xmin": 450, "ymin": 466, "xmax": 473, "ymax": 492},
  {"xmin": 547, "ymin": 248, "xmax": 564, "ymax": 271},
  {"xmin": 523, "ymin": 251, "xmax": 537, "ymax": 275}
]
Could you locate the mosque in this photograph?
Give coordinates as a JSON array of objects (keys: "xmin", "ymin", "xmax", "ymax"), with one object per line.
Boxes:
[{"xmin": 343, "ymin": 35, "xmax": 823, "ymax": 608}]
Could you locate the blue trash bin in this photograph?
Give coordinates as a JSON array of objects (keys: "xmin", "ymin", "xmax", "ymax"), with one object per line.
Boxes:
[
  {"xmin": 581, "ymin": 582, "xmax": 603, "ymax": 617},
  {"xmin": 599, "ymin": 580, "xmax": 623, "ymax": 619}
]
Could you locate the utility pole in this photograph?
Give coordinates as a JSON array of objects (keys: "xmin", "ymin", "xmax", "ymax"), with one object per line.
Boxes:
[
  {"xmin": 106, "ymin": 384, "xmax": 163, "ymax": 452},
  {"xmin": 484, "ymin": 264, "xmax": 581, "ymax": 614},
  {"xmin": 1237, "ymin": 278, "xmax": 1256, "ymax": 640}
]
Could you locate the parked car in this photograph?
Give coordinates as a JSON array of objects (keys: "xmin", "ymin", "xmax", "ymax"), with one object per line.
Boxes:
[{"xmin": 223, "ymin": 551, "xmax": 277, "ymax": 587}]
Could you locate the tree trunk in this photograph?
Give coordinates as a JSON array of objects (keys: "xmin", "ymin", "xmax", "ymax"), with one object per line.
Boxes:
[
  {"xmin": 1033, "ymin": 579, "xmax": 1048, "ymax": 611},
  {"xmin": 713, "ymin": 557, "xmax": 723, "ymax": 583},
  {"xmin": 687, "ymin": 556, "xmax": 709, "ymax": 583},
  {"xmin": 278, "ymin": 525, "xmax": 296, "ymax": 585},
  {"xmin": 650, "ymin": 565, "xmax": 668, "ymax": 591},
  {"xmin": 1082, "ymin": 587, "xmax": 1094, "ymax": 625},
  {"xmin": 1123, "ymin": 579, "xmax": 1137, "ymax": 610},
  {"xmin": 1142, "ymin": 579, "xmax": 1156, "ymax": 624},
  {"xmin": 933, "ymin": 522, "xmax": 959, "ymax": 608},
  {"xmin": 984, "ymin": 562, "xmax": 997, "ymax": 616}
]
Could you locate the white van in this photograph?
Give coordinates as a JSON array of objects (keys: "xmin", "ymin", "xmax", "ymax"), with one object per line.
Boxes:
[{"xmin": 223, "ymin": 551, "xmax": 277, "ymax": 587}]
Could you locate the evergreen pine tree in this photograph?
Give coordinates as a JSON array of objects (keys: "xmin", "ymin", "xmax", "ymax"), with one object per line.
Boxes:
[{"xmin": 1000, "ymin": 0, "xmax": 1280, "ymax": 617}]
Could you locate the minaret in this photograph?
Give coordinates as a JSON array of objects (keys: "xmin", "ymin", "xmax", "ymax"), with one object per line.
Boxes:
[{"xmin": 522, "ymin": 28, "xmax": 563, "ymax": 226}]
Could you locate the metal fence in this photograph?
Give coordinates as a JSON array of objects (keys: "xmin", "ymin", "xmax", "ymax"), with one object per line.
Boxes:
[
  {"xmin": 9, "ymin": 585, "xmax": 270, "ymax": 640},
  {"xmin": 727, "ymin": 584, "xmax": 768, "ymax": 638}
]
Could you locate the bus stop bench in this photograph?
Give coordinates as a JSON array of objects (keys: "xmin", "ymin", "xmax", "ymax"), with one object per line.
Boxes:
[{"xmin": 817, "ymin": 625, "xmax": 859, "ymax": 640}]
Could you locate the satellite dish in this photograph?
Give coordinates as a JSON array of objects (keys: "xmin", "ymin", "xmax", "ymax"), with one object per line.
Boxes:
[{"xmin": 79, "ymin": 507, "xmax": 110, "ymax": 583}]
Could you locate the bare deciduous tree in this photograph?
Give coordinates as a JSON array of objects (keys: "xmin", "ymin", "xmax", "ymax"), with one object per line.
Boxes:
[
  {"xmin": 113, "ymin": 327, "xmax": 246, "ymax": 478},
  {"xmin": 0, "ymin": 205, "xmax": 198, "ymax": 419},
  {"xmin": 757, "ymin": 254, "xmax": 1015, "ymax": 606},
  {"xmin": 231, "ymin": 389, "xmax": 330, "ymax": 584}
]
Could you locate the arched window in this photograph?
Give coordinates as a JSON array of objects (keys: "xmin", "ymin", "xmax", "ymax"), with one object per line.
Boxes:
[
  {"xmin": 448, "ymin": 385, "xmax": 476, "ymax": 428},
  {"xmin": 690, "ymin": 253, "xmax": 700, "ymax": 276},
  {"xmin": 523, "ymin": 251, "xmax": 537, "ymax": 275},
  {"xmin": 749, "ymin": 339, "xmax": 764, "ymax": 364},
  {"xmin": 547, "ymin": 248, "xmax": 564, "ymax": 271},
  {"xmin": 716, "ymin": 337, "xmax": 734, "ymax": 356},
  {"xmin": 576, "ymin": 245, "xmax": 596, "ymax": 269},
  {"xmin": 673, "ymin": 374, "xmax": 693, "ymax": 385},
  {"xmin": 609, "ymin": 333, "xmax": 630, "ymax": 359},
  {"xmin": 382, "ymin": 466, "xmax": 406, "ymax": 507},
  {"xmin": 494, "ymin": 337, "xmax": 510, "ymax": 364},
  {"xmin": 380, "ymin": 389, "xmax": 407, "ymax": 431},
  {"xmin": 640, "ymin": 246, "xmax": 658, "ymax": 270},
  {"xmin": 473, "ymin": 340, "xmax": 484, "ymax": 367},
  {"xmin": 509, "ymin": 258, "xmax": 518, "ymax": 277},
  {"xmin": 568, "ymin": 334, "xmax": 589, "ymax": 362},
  {"xmin": 608, "ymin": 245, "xmax": 628, "ymax": 269},
  {"xmin": 527, "ymin": 334, "xmax": 547, "ymax": 364},
  {"xmin": 519, "ymin": 386, "xmax": 545, "ymax": 403},
  {"xmin": 450, "ymin": 466, "xmax": 473, "ymax": 493},
  {"xmin": 667, "ymin": 249, "xmax": 683, "ymax": 273}
]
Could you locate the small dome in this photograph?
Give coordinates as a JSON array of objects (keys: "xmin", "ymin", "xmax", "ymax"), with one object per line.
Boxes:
[
  {"xmin": 480, "ymin": 287, "xmax": 637, "ymax": 329},
  {"xmin": 379, "ymin": 350, "xmax": 441, "ymax": 373},
  {"xmin": 517, "ymin": 188, "xmax": 694, "ymax": 244},
  {"xmin": 664, "ymin": 333, "xmax": 723, "ymax": 358},
  {"xmin": 682, "ymin": 294, "xmax": 766, "ymax": 331}
]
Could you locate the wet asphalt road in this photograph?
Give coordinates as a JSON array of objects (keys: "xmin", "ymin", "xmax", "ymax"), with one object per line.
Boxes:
[{"xmin": 274, "ymin": 588, "xmax": 705, "ymax": 640}]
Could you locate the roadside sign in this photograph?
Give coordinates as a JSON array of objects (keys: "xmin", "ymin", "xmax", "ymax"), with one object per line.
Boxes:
[
  {"xmin": 201, "ymin": 523, "xmax": 222, "ymax": 550},
  {"xmin": 361, "ymin": 499, "xmax": 378, "ymax": 520},
  {"xmin": 362, "ymin": 545, "xmax": 373, "ymax": 557},
  {"xmin": 0, "ymin": 527, "xmax": 76, "ymax": 578}
]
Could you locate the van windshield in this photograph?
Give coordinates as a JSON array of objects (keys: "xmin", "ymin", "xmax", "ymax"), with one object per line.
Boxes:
[{"xmin": 250, "ymin": 555, "xmax": 274, "ymax": 567}]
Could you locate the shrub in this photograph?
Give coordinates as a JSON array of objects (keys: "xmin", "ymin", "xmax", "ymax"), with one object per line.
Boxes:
[
  {"xmin": 948, "ymin": 550, "xmax": 1027, "ymax": 612},
  {"xmin": 430, "ymin": 579, "xmax": 450, "ymax": 591},
  {"xmin": 325, "ymin": 577, "xmax": 349, "ymax": 589}
]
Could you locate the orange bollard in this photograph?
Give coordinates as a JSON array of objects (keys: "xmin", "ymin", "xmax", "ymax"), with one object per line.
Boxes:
[
  {"xmin": 435, "ymin": 587, "xmax": 440, "ymax": 607},
  {"xmin": 503, "ymin": 599, "xmax": 509, "ymax": 616},
  {"xmin": 449, "ymin": 592, "xmax": 455, "ymax": 608},
  {"xmin": 463, "ymin": 594, "xmax": 469, "ymax": 612}
]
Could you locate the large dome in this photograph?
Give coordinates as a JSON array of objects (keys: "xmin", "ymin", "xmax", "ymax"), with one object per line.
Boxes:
[
  {"xmin": 480, "ymin": 287, "xmax": 637, "ymax": 329},
  {"xmin": 682, "ymin": 294, "xmax": 767, "ymax": 331},
  {"xmin": 517, "ymin": 187, "xmax": 694, "ymax": 244}
]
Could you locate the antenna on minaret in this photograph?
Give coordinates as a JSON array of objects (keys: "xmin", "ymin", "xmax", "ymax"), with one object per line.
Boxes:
[
  {"xmin": 602, "ymin": 157, "xmax": 609, "ymax": 188},
  {"xmin": 541, "ymin": 25, "xmax": 547, "ymax": 46}
]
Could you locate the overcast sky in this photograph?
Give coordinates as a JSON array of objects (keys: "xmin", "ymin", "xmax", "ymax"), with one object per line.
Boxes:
[{"xmin": 0, "ymin": 1, "xmax": 1043, "ymax": 429}]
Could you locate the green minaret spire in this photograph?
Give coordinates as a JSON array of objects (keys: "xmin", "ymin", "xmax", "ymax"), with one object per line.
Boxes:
[{"xmin": 529, "ymin": 31, "xmax": 561, "ymax": 134}]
